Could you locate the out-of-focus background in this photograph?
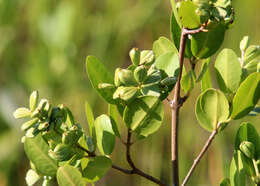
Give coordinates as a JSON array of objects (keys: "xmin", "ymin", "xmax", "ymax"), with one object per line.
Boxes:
[{"xmin": 0, "ymin": 0, "xmax": 259, "ymax": 185}]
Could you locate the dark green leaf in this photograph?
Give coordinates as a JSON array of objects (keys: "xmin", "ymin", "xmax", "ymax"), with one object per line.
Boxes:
[
  {"xmin": 230, "ymin": 151, "xmax": 247, "ymax": 186},
  {"xmin": 191, "ymin": 23, "xmax": 226, "ymax": 59},
  {"xmin": 231, "ymin": 72, "xmax": 260, "ymax": 119}
]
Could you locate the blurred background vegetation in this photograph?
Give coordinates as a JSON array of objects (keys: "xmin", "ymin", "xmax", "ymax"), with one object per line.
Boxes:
[{"xmin": 0, "ymin": 0, "xmax": 259, "ymax": 185}]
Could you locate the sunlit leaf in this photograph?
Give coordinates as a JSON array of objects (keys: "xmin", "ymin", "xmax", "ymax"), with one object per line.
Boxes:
[{"xmin": 57, "ymin": 165, "xmax": 85, "ymax": 186}]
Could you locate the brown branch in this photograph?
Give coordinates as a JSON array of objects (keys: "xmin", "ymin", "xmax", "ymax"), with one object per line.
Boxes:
[
  {"xmin": 170, "ymin": 25, "xmax": 207, "ymax": 186},
  {"xmin": 181, "ymin": 129, "xmax": 218, "ymax": 186}
]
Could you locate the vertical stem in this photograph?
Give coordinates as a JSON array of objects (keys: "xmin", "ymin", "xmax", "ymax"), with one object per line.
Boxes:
[{"xmin": 171, "ymin": 29, "xmax": 187, "ymax": 186}]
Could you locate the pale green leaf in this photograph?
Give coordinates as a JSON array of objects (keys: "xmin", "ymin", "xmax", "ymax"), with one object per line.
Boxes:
[
  {"xmin": 13, "ymin": 107, "xmax": 31, "ymax": 119},
  {"xmin": 155, "ymin": 52, "xmax": 179, "ymax": 77},
  {"xmin": 24, "ymin": 135, "xmax": 58, "ymax": 176},
  {"xmin": 85, "ymin": 101, "xmax": 95, "ymax": 136},
  {"xmin": 152, "ymin": 37, "xmax": 178, "ymax": 58},
  {"xmin": 215, "ymin": 49, "xmax": 242, "ymax": 93},
  {"xmin": 57, "ymin": 165, "xmax": 85, "ymax": 186},
  {"xmin": 123, "ymin": 96, "xmax": 164, "ymax": 137},
  {"xmin": 195, "ymin": 89, "xmax": 229, "ymax": 132},
  {"xmin": 94, "ymin": 115, "xmax": 116, "ymax": 155}
]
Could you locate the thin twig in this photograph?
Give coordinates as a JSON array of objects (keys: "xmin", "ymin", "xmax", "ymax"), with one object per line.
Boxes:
[
  {"xmin": 181, "ymin": 129, "xmax": 218, "ymax": 186},
  {"xmin": 125, "ymin": 129, "xmax": 167, "ymax": 186},
  {"xmin": 112, "ymin": 164, "xmax": 133, "ymax": 174}
]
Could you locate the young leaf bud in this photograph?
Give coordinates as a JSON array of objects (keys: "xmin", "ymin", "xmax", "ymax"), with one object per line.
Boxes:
[
  {"xmin": 160, "ymin": 77, "xmax": 177, "ymax": 86},
  {"xmin": 49, "ymin": 144, "xmax": 75, "ymax": 161},
  {"xmin": 244, "ymin": 45, "xmax": 260, "ymax": 64},
  {"xmin": 113, "ymin": 86, "xmax": 138, "ymax": 102},
  {"xmin": 114, "ymin": 68, "xmax": 123, "ymax": 86},
  {"xmin": 140, "ymin": 50, "xmax": 155, "ymax": 65},
  {"xmin": 118, "ymin": 69, "xmax": 137, "ymax": 86},
  {"xmin": 98, "ymin": 83, "xmax": 116, "ymax": 89},
  {"xmin": 25, "ymin": 169, "xmax": 40, "ymax": 186},
  {"xmin": 244, "ymin": 59, "xmax": 259, "ymax": 73},
  {"xmin": 38, "ymin": 121, "xmax": 49, "ymax": 130},
  {"xmin": 13, "ymin": 107, "xmax": 31, "ymax": 119},
  {"xmin": 134, "ymin": 65, "xmax": 147, "ymax": 83},
  {"xmin": 240, "ymin": 36, "xmax": 250, "ymax": 52},
  {"xmin": 239, "ymin": 141, "xmax": 255, "ymax": 159},
  {"xmin": 29, "ymin": 90, "xmax": 39, "ymax": 112},
  {"xmin": 21, "ymin": 118, "xmax": 39, "ymax": 131},
  {"xmin": 129, "ymin": 48, "xmax": 141, "ymax": 66}
]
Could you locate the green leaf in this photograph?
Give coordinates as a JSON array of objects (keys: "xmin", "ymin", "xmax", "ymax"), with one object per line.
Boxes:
[
  {"xmin": 230, "ymin": 151, "xmax": 247, "ymax": 186},
  {"xmin": 170, "ymin": 0, "xmax": 182, "ymax": 27},
  {"xmin": 155, "ymin": 52, "xmax": 179, "ymax": 77},
  {"xmin": 178, "ymin": 0, "xmax": 201, "ymax": 29},
  {"xmin": 108, "ymin": 104, "xmax": 121, "ymax": 138},
  {"xmin": 24, "ymin": 135, "xmax": 58, "ymax": 176},
  {"xmin": 215, "ymin": 49, "xmax": 242, "ymax": 93},
  {"xmin": 123, "ymin": 96, "xmax": 164, "ymax": 137},
  {"xmin": 86, "ymin": 56, "xmax": 116, "ymax": 104},
  {"xmin": 191, "ymin": 23, "xmax": 226, "ymax": 59},
  {"xmin": 231, "ymin": 72, "xmax": 260, "ymax": 119},
  {"xmin": 13, "ymin": 107, "xmax": 31, "ymax": 119},
  {"xmin": 94, "ymin": 115, "xmax": 116, "ymax": 155},
  {"xmin": 220, "ymin": 178, "xmax": 230, "ymax": 186},
  {"xmin": 29, "ymin": 90, "xmax": 39, "ymax": 112},
  {"xmin": 195, "ymin": 89, "xmax": 229, "ymax": 132},
  {"xmin": 82, "ymin": 156, "xmax": 112, "ymax": 183},
  {"xmin": 201, "ymin": 61, "xmax": 213, "ymax": 92},
  {"xmin": 171, "ymin": 12, "xmax": 182, "ymax": 51},
  {"xmin": 181, "ymin": 70, "xmax": 196, "ymax": 93},
  {"xmin": 57, "ymin": 165, "xmax": 85, "ymax": 186},
  {"xmin": 64, "ymin": 107, "xmax": 75, "ymax": 128},
  {"xmin": 85, "ymin": 101, "xmax": 95, "ymax": 136},
  {"xmin": 25, "ymin": 169, "xmax": 40, "ymax": 186},
  {"xmin": 152, "ymin": 37, "xmax": 178, "ymax": 58},
  {"xmin": 235, "ymin": 123, "xmax": 260, "ymax": 160},
  {"xmin": 197, "ymin": 58, "xmax": 211, "ymax": 82}
]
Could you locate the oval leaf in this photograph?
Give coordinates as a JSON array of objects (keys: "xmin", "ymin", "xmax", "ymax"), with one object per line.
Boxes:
[
  {"xmin": 234, "ymin": 123, "xmax": 260, "ymax": 160},
  {"xmin": 195, "ymin": 89, "xmax": 229, "ymax": 132},
  {"xmin": 215, "ymin": 49, "xmax": 242, "ymax": 93},
  {"xmin": 24, "ymin": 135, "xmax": 58, "ymax": 176},
  {"xmin": 155, "ymin": 52, "xmax": 179, "ymax": 77},
  {"xmin": 57, "ymin": 165, "xmax": 85, "ymax": 186},
  {"xmin": 123, "ymin": 96, "xmax": 164, "ymax": 137},
  {"xmin": 94, "ymin": 115, "xmax": 116, "ymax": 155},
  {"xmin": 231, "ymin": 72, "xmax": 260, "ymax": 119},
  {"xmin": 178, "ymin": 0, "xmax": 200, "ymax": 29},
  {"xmin": 152, "ymin": 37, "xmax": 178, "ymax": 58},
  {"xmin": 82, "ymin": 156, "xmax": 112, "ymax": 183},
  {"xmin": 191, "ymin": 24, "xmax": 226, "ymax": 59},
  {"xmin": 85, "ymin": 101, "xmax": 95, "ymax": 136},
  {"xmin": 86, "ymin": 56, "xmax": 116, "ymax": 104}
]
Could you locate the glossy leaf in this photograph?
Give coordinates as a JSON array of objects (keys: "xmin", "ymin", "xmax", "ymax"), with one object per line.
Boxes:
[
  {"xmin": 191, "ymin": 24, "xmax": 226, "ymax": 59},
  {"xmin": 234, "ymin": 123, "xmax": 260, "ymax": 159},
  {"xmin": 215, "ymin": 49, "xmax": 242, "ymax": 93},
  {"xmin": 152, "ymin": 37, "xmax": 178, "ymax": 58},
  {"xmin": 181, "ymin": 70, "xmax": 196, "ymax": 93},
  {"xmin": 123, "ymin": 96, "xmax": 164, "ymax": 137},
  {"xmin": 82, "ymin": 156, "xmax": 112, "ymax": 183},
  {"xmin": 24, "ymin": 135, "xmax": 58, "ymax": 176},
  {"xmin": 155, "ymin": 52, "xmax": 179, "ymax": 77},
  {"xmin": 86, "ymin": 56, "xmax": 116, "ymax": 104},
  {"xmin": 85, "ymin": 101, "xmax": 95, "ymax": 136},
  {"xmin": 195, "ymin": 89, "xmax": 229, "ymax": 132},
  {"xmin": 57, "ymin": 165, "xmax": 85, "ymax": 186},
  {"xmin": 94, "ymin": 115, "xmax": 116, "ymax": 155},
  {"xmin": 231, "ymin": 72, "xmax": 260, "ymax": 119},
  {"xmin": 178, "ymin": 0, "xmax": 200, "ymax": 29}
]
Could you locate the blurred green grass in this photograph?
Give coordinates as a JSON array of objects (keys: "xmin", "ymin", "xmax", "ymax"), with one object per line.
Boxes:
[{"xmin": 0, "ymin": 0, "xmax": 259, "ymax": 185}]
